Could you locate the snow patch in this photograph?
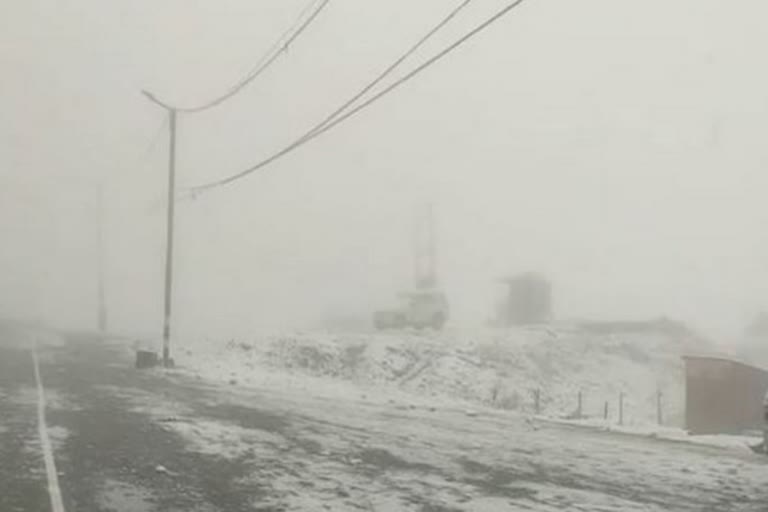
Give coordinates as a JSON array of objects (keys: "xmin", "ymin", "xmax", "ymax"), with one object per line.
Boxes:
[
  {"xmin": 96, "ymin": 479, "xmax": 155, "ymax": 512},
  {"xmin": 177, "ymin": 326, "xmax": 692, "ymax": 428},
  {"xmin": 46, "ymin": 425, "xmax": 70, "ymax": 452},
  {"xmin": 101, "ymin": 385, "xmax": 195, "ymax": 418},
  {"xmin": 167, "ymin": 418, "xmax": 285, "ymax": 459}
]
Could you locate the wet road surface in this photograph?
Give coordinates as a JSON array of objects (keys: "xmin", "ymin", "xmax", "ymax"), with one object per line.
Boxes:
[{"xmin": 1, "ymin": 325, "xmax": 767, "ymax": 511}]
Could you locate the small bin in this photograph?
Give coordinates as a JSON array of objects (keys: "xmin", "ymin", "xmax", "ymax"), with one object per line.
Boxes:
[{"xmin": 135, "ymin": 349, "xmax": 159, "ymax": 369}]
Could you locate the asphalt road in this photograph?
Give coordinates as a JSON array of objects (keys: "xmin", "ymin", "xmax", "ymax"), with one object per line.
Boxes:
[{"xmin": 1, "ymin": 325, "xmax": 768, "ymax": 511}]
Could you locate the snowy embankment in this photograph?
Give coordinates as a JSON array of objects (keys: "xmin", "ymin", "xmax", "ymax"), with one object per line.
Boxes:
[{"xmin": 176, "ymin": 325, "xmax": 696, "ymax": 429}]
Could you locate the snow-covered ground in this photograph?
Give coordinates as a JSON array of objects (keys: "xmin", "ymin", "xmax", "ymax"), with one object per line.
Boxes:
[
  {"xmin": 545, "ymin": 417, "xmax": 760, "ymax": 453},
  {"xmin": 148, "ymin": 392, "xmax": 768, "ymax": 511},
  {"xmin": 128, "ymin": 355, "xmax": 768, "ymax": 511},
  {"xmin": 88, "ymin": 326, "xmax": 768, "ymax": 511},
  {"xmin": 175, "ymin": 325, "xmax": 702, "ymax": 431},
  {"xmin": 172, "ymin": 324, "xmax": 768, "ymax": 452}
]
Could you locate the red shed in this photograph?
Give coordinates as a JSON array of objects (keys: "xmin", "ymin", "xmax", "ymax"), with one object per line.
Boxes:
[{"xmin": 683, "ymin": 355, "xmax": 768, "ymax": 435}]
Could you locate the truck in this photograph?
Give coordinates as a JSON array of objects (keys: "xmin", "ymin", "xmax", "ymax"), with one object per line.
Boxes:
[{"xmin": 373, "ymin": 288, "xmax": 449, "ymax": 330}]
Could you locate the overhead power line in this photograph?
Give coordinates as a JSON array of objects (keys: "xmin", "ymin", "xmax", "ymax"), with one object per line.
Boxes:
[
  {"xmin": 187, "ymin": 0, "xmax": 528, "ymax": 194},
  {"xmin": 150, "ymin": 0, "xmax": 332, "ymax": 113},
  {"xmin": 301, "ymin": 0, "xmax": 473, "ymax": 141}
]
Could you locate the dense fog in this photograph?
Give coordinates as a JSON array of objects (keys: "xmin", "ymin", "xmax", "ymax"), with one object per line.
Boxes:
[{"xmin": 2, "ymin": 0, "xmax": 768, "ymax": 342}]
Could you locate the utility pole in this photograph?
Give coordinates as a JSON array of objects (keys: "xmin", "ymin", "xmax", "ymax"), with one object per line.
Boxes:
[
  {"xmin": 97, "ymin": 184, "xmax": 107, "ymax": 332},
  {"xmin": 163, "ymin": 109, "xmax": 177, "ymax": 367},
  {"xmin": 426, "ymin": 203, "xmax": 436, "ymax": 287},
  {"xmin": 413, "ymin": 203, "xmax": 438, "ymax": 289},
  {"xmin": 142, "ymin": 90, "xmax": 177, "ymax": 368}
]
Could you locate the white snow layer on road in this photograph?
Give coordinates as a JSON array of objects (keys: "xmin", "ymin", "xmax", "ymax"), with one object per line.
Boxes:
[
  {"xmin": 132, "ymin": 374, "xmax": 768, "ymax": 512},
  {"xmin": 177, "ymin": 325, "xmax": 697, "ymax": 428}
]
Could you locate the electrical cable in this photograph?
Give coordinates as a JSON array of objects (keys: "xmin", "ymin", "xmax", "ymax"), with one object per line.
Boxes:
[
  {"xmin": 153, "ymin": 0, "xmax": 332, "ymax": 113},
  {"xmin": 301, "ymin": 0, "xmax": 473, "ymax": 141},
  {"xmin": 187, "ymin": 0, "xmax": 527, "ymax": 194}
]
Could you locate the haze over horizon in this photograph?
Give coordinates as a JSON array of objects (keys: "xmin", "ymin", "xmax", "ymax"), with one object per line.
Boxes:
[{"xmin": 2, "ymin": 0, "xmax": 768, "ymax": 343}]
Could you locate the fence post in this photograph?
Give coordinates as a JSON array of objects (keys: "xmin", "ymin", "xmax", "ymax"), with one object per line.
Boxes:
[
  {"xmin": 619, "ymin": 392, "xmax": 624, "ymax": 426},
  {"xmin": 534, "ymin": 388, "xmax": 541, "ymax": 415},
  {"xmin": 604, "ymin": 401, "xmax": 608, "ymax": 421},
  {"xmin": 657, "ymin": 390, "xmax": 663, "ymax": 426}
]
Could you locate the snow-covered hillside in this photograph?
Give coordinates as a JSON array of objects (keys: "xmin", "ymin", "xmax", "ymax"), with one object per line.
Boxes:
[{"xmin": 177, "ymin": 324, "xmax": 704, "ymax": 428}]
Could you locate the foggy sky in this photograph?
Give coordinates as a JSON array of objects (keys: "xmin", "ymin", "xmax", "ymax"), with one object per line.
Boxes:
[{"xmin": 2, "ymin": 0, "xmax": 768, "ymax": 342}]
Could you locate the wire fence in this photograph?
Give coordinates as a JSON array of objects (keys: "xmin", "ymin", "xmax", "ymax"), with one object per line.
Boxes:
[{"xmin": 489, "ymin": 384, "xmax": 681, "ymax": 428}]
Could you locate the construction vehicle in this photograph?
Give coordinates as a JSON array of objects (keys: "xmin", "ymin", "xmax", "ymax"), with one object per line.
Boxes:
[{"xmin": 374, "ymin": 204, "xmax": 450, "ymax": 330}]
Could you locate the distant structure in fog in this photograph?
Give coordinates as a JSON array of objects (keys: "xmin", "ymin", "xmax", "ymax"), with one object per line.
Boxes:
[
  {"xmin": 373, "ymin": 204, "xmax": 449, "ymax": 331},
  {"xmin": 497, "ymin": 272, "xmax": 552, "ymax": 326},
  {"xmin": 683, "ymin": 355, "xmax": 768, "ymax": 435}
]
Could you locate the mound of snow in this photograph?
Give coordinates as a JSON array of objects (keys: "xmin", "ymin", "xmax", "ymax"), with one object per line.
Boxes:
[{"xmin": 178, "ymin": 325, "xmax": 700, "ymax": 427}]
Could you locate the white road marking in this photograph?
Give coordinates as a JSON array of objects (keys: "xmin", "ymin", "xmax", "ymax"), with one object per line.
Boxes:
[{"xmin": 32, "ymin": 348, "xmax": 66, "ymax": 512}]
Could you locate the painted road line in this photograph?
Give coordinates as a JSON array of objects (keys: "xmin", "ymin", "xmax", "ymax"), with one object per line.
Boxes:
[{"xmin": 32, "ymin": 348, "xmax": 66, "ymax": 512}]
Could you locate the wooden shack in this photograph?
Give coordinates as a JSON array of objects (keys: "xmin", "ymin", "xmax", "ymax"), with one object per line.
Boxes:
[
  {"xmin": 683, "ymin": 355, "xmax": 768, "ymax": 435},
  {"xmin": 498, "ymin": 273, "xmax": 552, "ymax": 326}
]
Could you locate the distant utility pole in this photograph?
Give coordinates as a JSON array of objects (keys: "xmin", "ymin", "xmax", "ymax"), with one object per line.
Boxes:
[
  {"xmin": 97, "ymin": 184, "xmax": 107, "ymax": 332},
  {"xmin": 413, "ymin": 203, "xmax": 438, "ymax": 289},
  {"xmin": 142, "ymin": 90, "xmax": 177, "ymax": 368}
]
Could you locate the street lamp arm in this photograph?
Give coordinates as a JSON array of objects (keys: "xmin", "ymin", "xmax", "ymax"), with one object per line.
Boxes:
[{"xmin": 141, "ymin": 90, "xmax": 175, "ymax": 111}]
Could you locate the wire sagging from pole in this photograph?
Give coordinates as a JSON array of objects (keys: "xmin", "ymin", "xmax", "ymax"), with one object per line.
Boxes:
[
  {"xmin": 186, "ymin": 0, "xmax": 527, "ymax": 194},
  {"xmin": 301, "ymin": 0, "xmax": 473, "ymax": 141},
  {"xmin": 152, "ymin": 0, "xmax": 332, "ymax": 113}
]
